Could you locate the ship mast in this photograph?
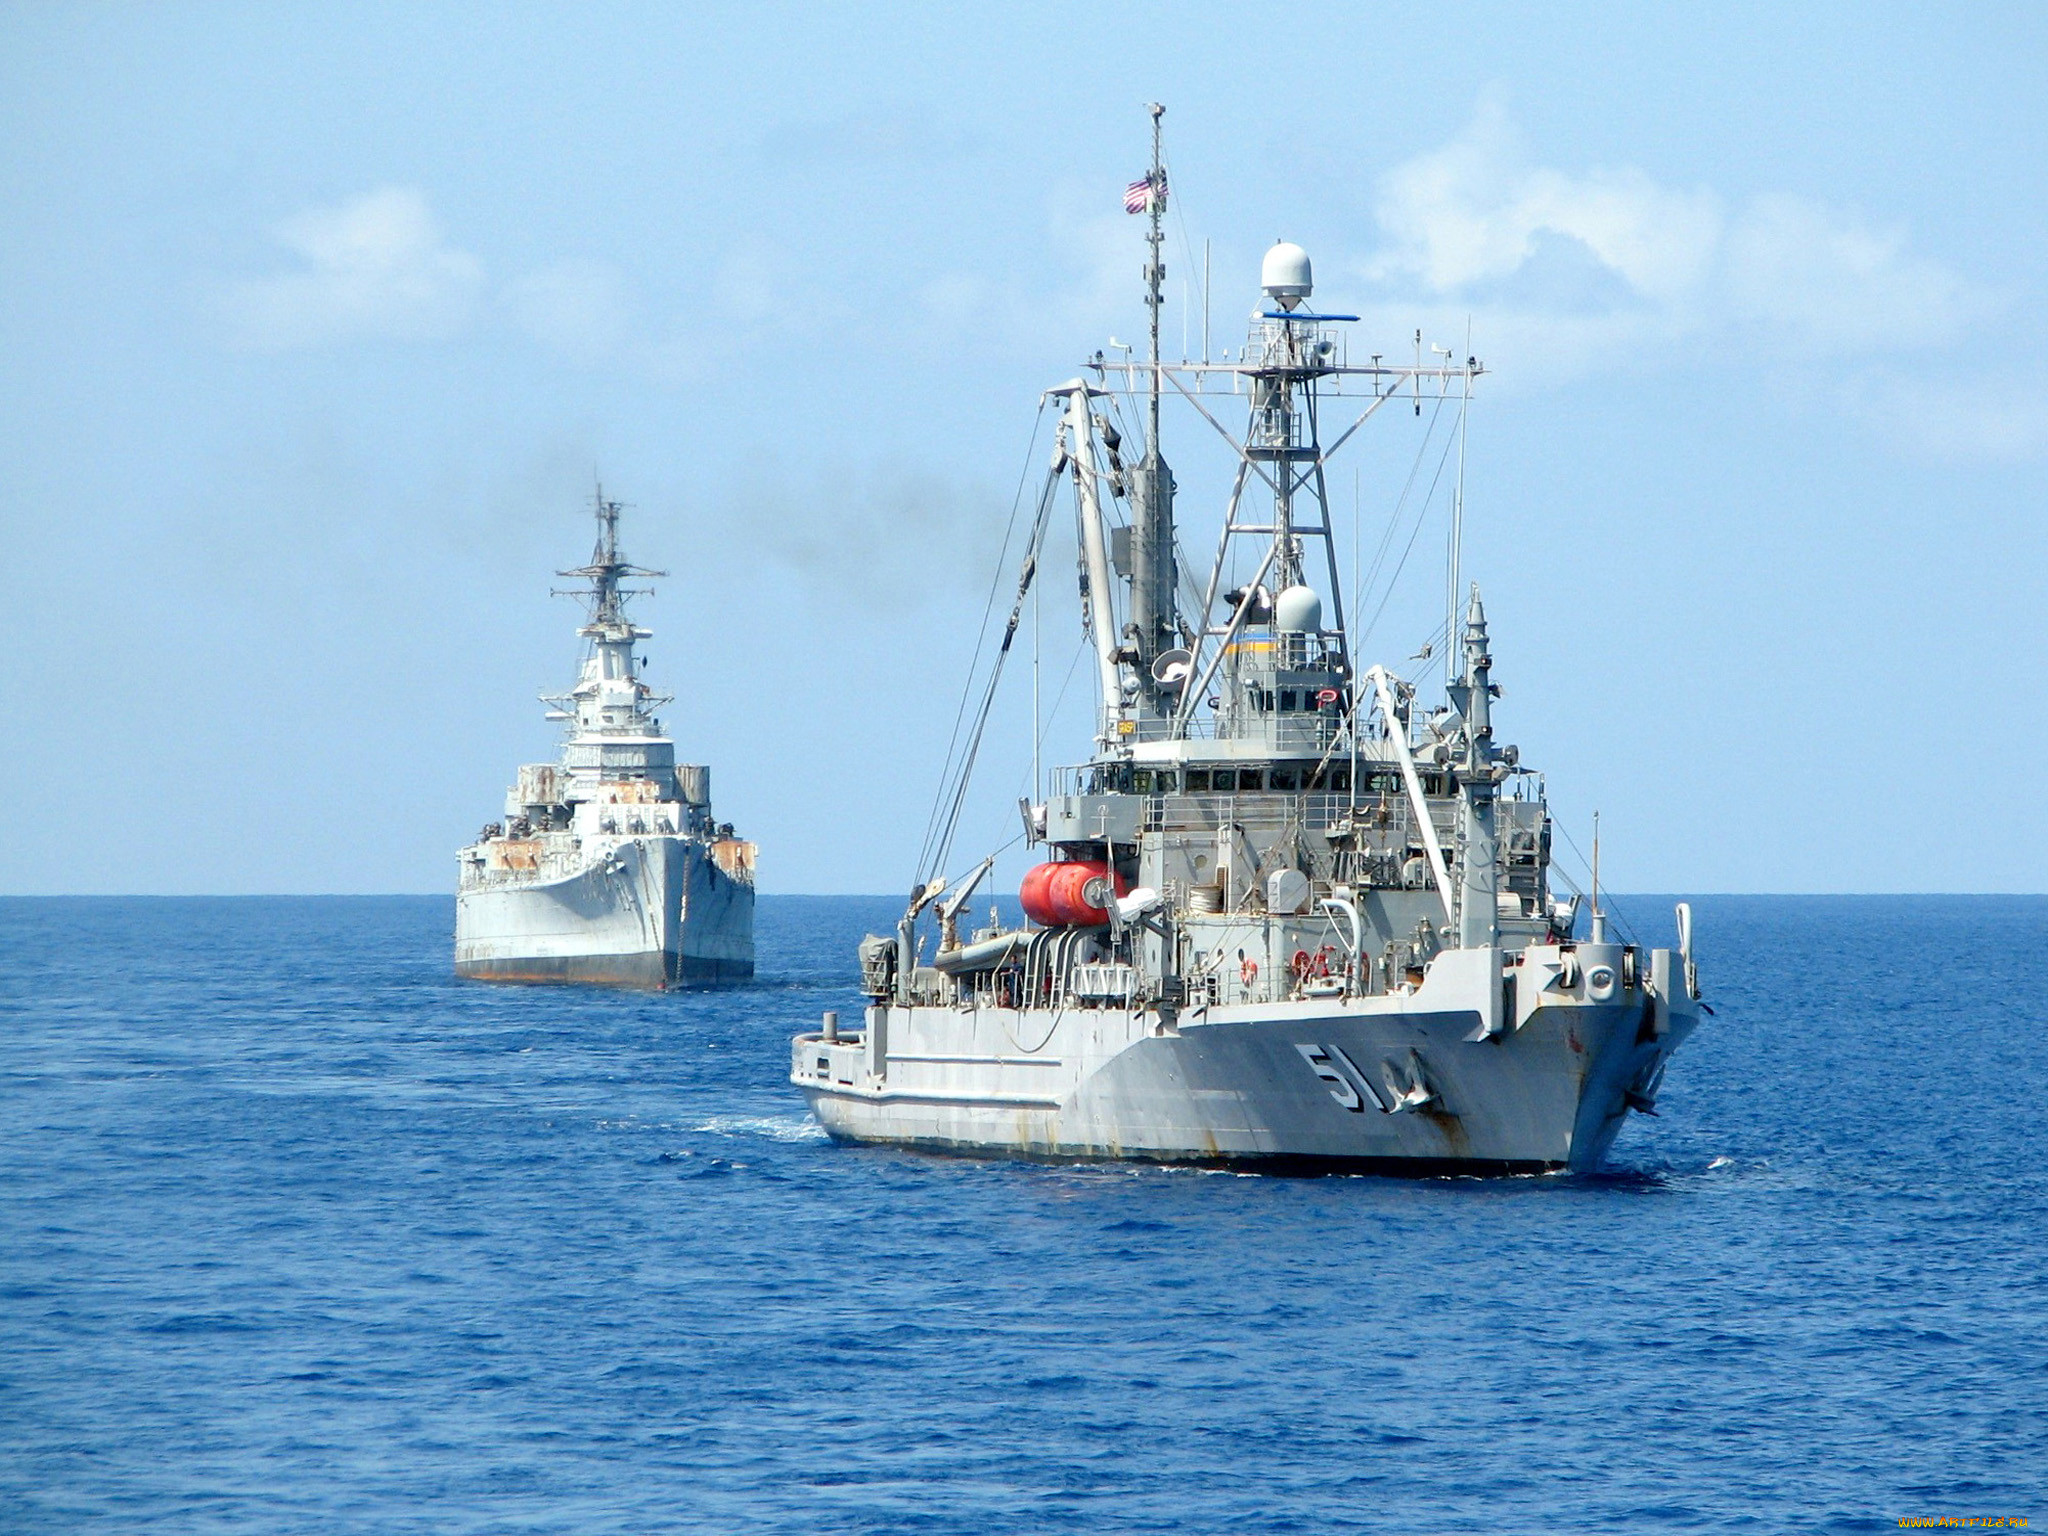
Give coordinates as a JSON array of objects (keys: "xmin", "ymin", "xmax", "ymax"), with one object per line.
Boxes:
[
  {"xmin": 1131, "ymin": 104, "xmax": 1176, "ymax": 718},
  {"xmin": 1146, "ymin": 104, "xmax": 1163, "ymax": 478},
  {"xmin": 590, "ymin": 489, "xmax": 626, "ymax": 626},
  {"xmin": 561, "ymin": 484, "xmax": 664, "ymax": 630},
  {"xmin": 548, "ymin": 483, "xmax": 670, "ymax": 734}
]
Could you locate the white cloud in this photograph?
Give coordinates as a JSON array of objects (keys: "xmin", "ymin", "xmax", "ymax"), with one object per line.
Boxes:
[
  {"xmin": 227, "ymin": 187, "xmax": 482, "ymax": 349},
  {"xmin": 1366, "ymin": 102, "xmax": 1721, "ymax": 304},
  {"xmin": 1357, "ymin": 104, "xmax": 1984, "ymax": 376}
]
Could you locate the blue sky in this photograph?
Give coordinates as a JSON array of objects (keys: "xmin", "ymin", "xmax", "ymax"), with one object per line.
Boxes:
[{"xmin": 3, "ymin": 3, "xmax": 2044, "ymax": 894}]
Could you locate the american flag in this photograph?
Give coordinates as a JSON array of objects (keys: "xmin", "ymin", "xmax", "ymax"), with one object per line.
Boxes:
[{"xmin": 1124, "ymin": 173, "xmax": 1165, "ymax": 214}]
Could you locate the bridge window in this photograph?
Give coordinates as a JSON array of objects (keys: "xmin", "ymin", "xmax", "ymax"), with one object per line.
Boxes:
[
  {"xmin": 1269, "ymin": 766, "xmax": 1299, "ymax": 792},
  {"xmin": 1237, "ymin": 769, "xmax": 1264, "ymax": 792},
  {"xmin": 1279, "ymin": 689, "xmax": 1299, "ymax": 712},
  {"xmin": 1212, "ymin": 768, "xmax": 1236, "ymax": 793},
  {"xmin": 1088, "ymin": 763, "xmax": 1142, "ymax": 794},
  {"xmin": 1185, "ymin": 769, "xmax": 1211, "ymax": 792}
]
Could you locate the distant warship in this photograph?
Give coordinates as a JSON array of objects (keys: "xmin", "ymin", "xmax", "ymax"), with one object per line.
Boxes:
[
  {"xmin": 456, "ymin": 490, "xmax": 754, "ymax": 987},
  {"xmin": 791, "ymin": 112, "xmax": 1704, "ymax": 1171}
]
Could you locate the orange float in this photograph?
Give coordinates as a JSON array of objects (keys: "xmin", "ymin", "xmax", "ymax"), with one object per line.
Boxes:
[{"xmin": 1019, "ymin": 859, "xmax": 1127, "ymax": 927}]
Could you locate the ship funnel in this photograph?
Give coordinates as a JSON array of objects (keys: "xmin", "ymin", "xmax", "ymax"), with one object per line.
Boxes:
[{"xmin": 1261, "ymin": 242, "xmax": 1312, "ymax": 310}]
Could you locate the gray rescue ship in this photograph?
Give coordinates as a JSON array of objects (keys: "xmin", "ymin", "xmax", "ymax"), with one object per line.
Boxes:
[
  {"xmin": 792, "ymin": 127, "xmax": 1704, "ymax": 1172},
  {"xmin": 456, "ymin": 491, "xmax": 754, "ymax": 987}
]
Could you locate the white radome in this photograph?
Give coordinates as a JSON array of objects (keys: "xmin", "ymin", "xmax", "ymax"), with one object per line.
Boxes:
[
  {"xmin": 1260, "ymin": 241, "xmax": 1313, "ymax": 308},
  {"xmin": 1273, "ymin": 583, "xmax": 1323, "ymax": 634}
]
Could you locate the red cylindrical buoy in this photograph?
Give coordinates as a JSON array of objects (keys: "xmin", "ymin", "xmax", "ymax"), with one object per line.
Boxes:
[
  {"xmin": 1019, "ymin": 861, "xmax": 1064, "ymax": 926},
  {"xmin": 1020, "ymin": 859, "xmax": 1126, "ymax": 927}
]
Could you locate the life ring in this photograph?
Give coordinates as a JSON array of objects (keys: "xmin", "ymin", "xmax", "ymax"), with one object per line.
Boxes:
[
  {"xmin": 1240, "ymin": 955, "xmax": 1259, "ymax": 986},
  {"xmin": 1291, "ymin": 947, "xmax": 1334, "ymax": 983}
]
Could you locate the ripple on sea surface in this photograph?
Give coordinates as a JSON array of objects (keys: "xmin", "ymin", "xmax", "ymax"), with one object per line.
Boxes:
[{"xmin": 1, "ymin": 894, "xmax": 2044, "ymax": 1534}]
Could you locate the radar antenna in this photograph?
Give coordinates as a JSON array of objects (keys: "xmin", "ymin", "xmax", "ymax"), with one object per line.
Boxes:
[{"xmin": 556, "ymin": 480, "xmax": 665, "ymax": 626}]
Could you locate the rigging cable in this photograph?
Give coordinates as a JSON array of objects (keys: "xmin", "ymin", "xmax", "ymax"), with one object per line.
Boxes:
[
  {"xmin": 919, "ymin": 466, "xmax": 1062, "ymax": 885},
  {"xmin": 1161, "ymin": 144, "xmax": 1204, "ymax": 361},
  {"xmin": 1353, "ymin": 393, "xmax": 1449, "ymax": 632},
  {"xmin": 1015, "ymin": 634, "xmax": 1091, "ymax": 799},
  {"xmin": 1354, "ymin": 405, "xmax": 1462, "ymax": 654},
  {"xmin": 1551, "ymin": 819, "xmax": 1644, "ymax": 948},
  {"xmin": 915, "ymin": 403, "xmax": 1050, "ymax": 876}
]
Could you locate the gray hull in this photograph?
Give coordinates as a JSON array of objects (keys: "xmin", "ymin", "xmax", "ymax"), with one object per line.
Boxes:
[
  {"xmin": 795, "ymin": 944, "xmax": 1697, "ymax": 1174},
  {"xmin": 455, "ymin": 836, "xmax": 753, "ymax": 990}
]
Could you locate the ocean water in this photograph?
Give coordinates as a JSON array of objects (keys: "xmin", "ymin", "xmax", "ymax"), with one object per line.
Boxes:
[{"xmin": 2, "ymin": 894, "xmax": 2042, "ymax": 1534}]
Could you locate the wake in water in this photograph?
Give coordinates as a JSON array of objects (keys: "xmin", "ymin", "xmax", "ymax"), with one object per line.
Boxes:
[{"xmin": 686, "ymin": 1114, "xmax": 830, "ymax": 1144}]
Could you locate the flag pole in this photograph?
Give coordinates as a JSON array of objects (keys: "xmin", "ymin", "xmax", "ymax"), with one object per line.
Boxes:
[{"xmin": 1146, "ymin": 103, "xmax": 1164, "ymax": 477}]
